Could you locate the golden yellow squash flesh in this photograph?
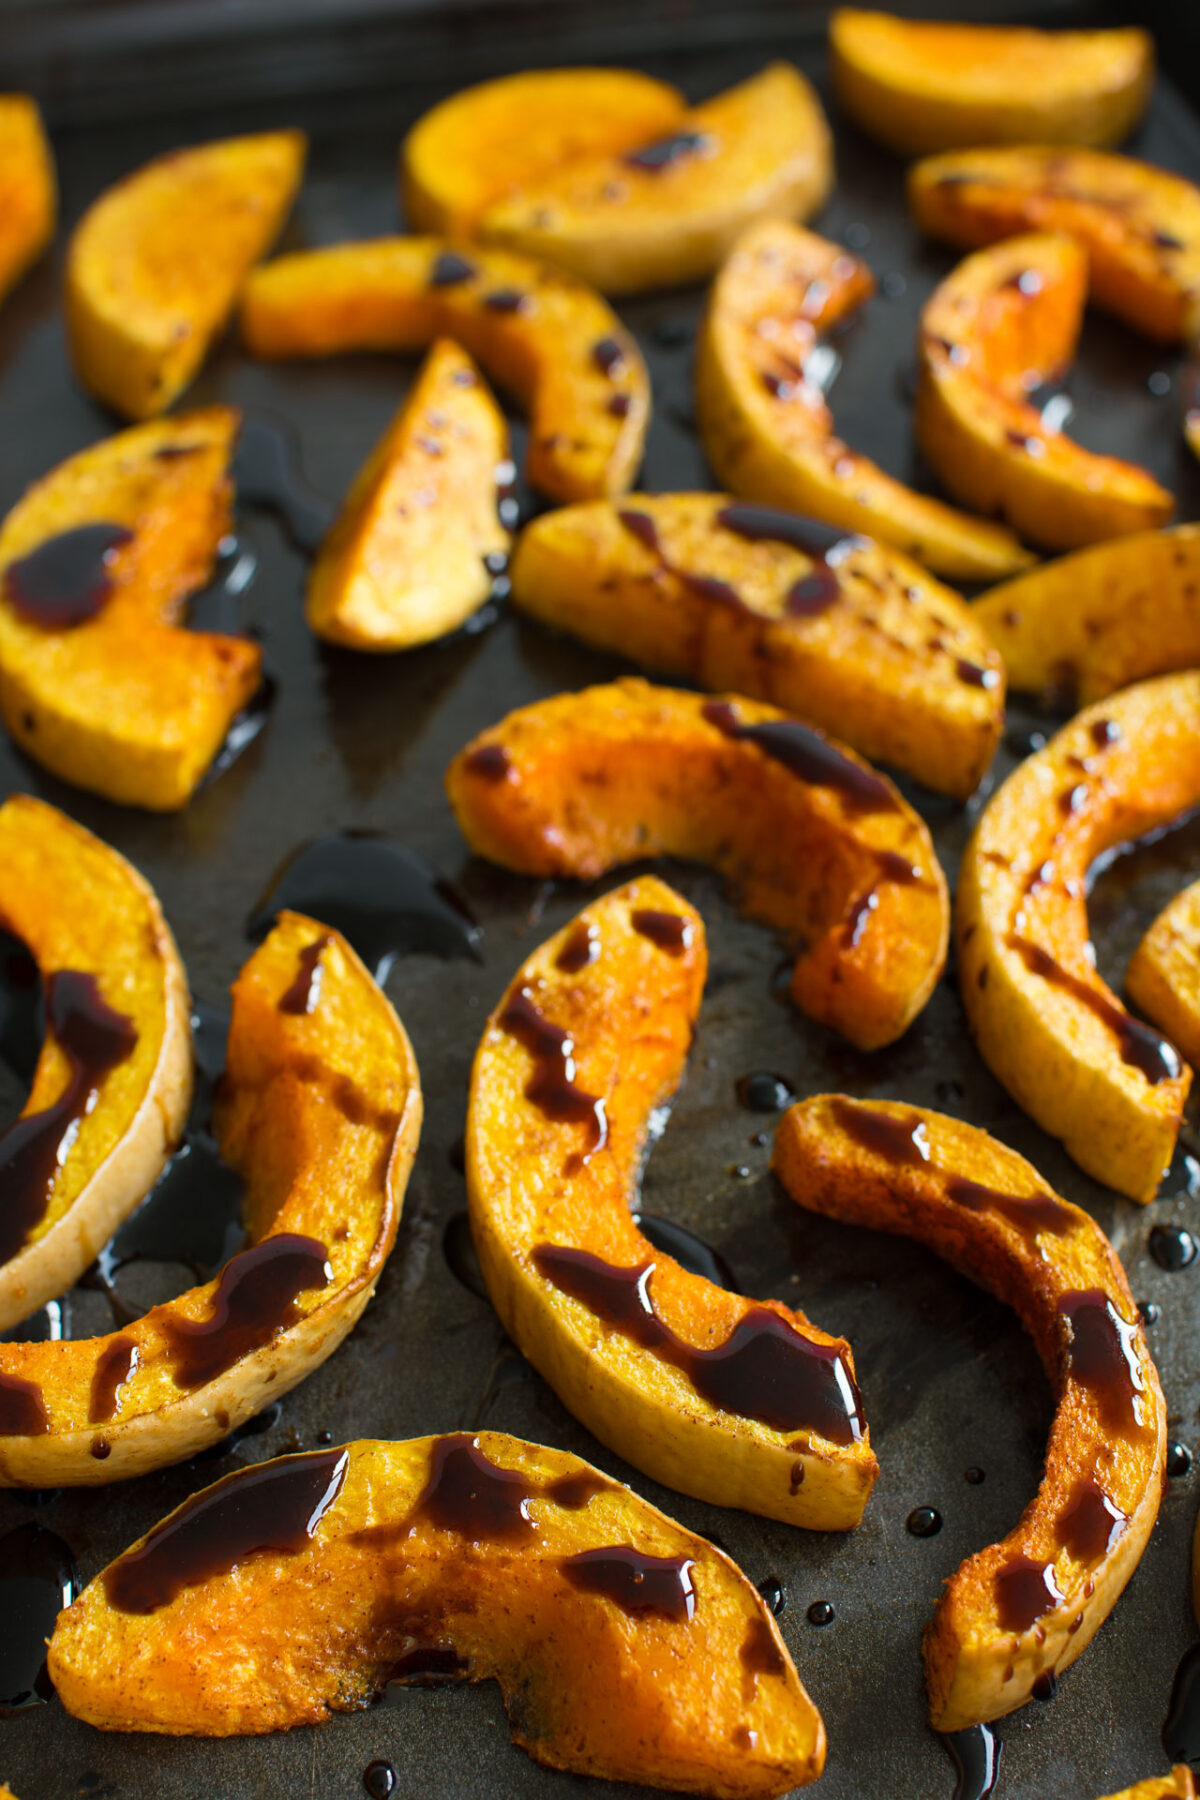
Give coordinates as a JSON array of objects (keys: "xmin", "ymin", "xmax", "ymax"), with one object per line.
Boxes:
[
  {"xmin": 1100, "ymin": 1775, "xmax": 1196, "ymax": 1800},
  {"xmin": 47, "ymin": 1432, "xmax": 826, "ymax": 1794},
  {"xmin": 774, "ymin": 1095, "xmax": 1165, "ymax": 1732},
  {"xmin": 0, "ymin": 95, "xmax": 56, "ymax": 307},
  {"xmin": 1126, "ymin": 882, "xmax": 1200, "ymax": 1075}
]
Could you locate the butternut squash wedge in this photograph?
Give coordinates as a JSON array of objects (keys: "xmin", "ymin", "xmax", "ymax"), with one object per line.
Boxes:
[
  {"xmin": 401, "ymin": 68, "xmax": 685, "ymax": 239},
  {"xmin": 773, "ymin": 1095, "xmax": 1166, "ymax": 1732},
  {"xmin": 0, "ymin": 406, "xmax": 263, "ymax": 811},
  {"xmin": 446, "ymin": 677, "xmax": 948, "ymax": 1049},
  {"xmin": 67, "ymin": 131, "xmax": 305, "ymax": 419},
  {"xmin": 956, "ymin": 674, "xmax": 1200, "ymax": 1202},
  {"xmin": 0, "ymin": 96, "xmax": 56, "ymax": 307},
  {"xmin": 510, "ymin": 492, "xmax": 1004, "ymax": 798},
  {"xmin": 917, "ymin": 231, "xmax": 1172, "ymax": 551},
  {"xmin": 909, "ymin": 146, "xmax": 1200, "ymax": 345},
  {"xmin": 468, "ymin": 877, "xmax": 876, "ymax": 1529},
  {"xmin": 47, "ymin": 1432, "xmax": 826, "ymax": 1794},
  {"xmin": 696, "ymin": 217, "xmax": 1032, "ymax": 580},
  {"xmin": 830, "ymin": 12, "xmax": 1153, "ymax": 157},
  {"xmin": 1101, "ymin": 1777, "xmax": 1195, "ymax": 1800},
  {"xmin": 974, "ymin": 525, "xmax": 1200, "ymax": 705},
  {"xmin": 307, "ymin": 338, "xmax": 511, "ymax": 650},
  {"xmin": 0, "ymin": 795, "xmax": 191, "ymax": 1332},
  {"xmin": 1126, "ymin": 882, "xmax": 1200, "ymax": 1074},
  {"xmin": 241, "ymin": 237, "xmax": 647, "ymax": 502},
  {"xmin": 477, "ymin": 64, "xmax": 833, "ymax": 296},
  {"xmin": 0, "ymin": 911, "xmax": 420, "ymax": 1486}
]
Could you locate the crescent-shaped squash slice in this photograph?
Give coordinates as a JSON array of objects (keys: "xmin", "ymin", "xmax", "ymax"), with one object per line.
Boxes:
[
  {"xmin": 306, "ymin": 338, "xmax": 511, "ymax": 650},
  {"xmin": 241, "ymin": 238, "xmax": 646, "ymax": 503},
  {"xmin": 47, "ymin": 1432, "xmax": 825, "ymax": 1793},
  {"xmin": 917, "ymin": 231, "xmax": 1173, "ymax": 552},
  {"xmin": 1126, "ymin": 882, "xmax": 1200, "ymax": 1074},
  {"xmin": 696, "ymin": 217, "xmax": 1033, "ymax": 580},
  {"xmin": 0, "ymin": 910, "xmax": 420, "ymax": 1486},
  {"xmin": 510, "ymin": 492, "xmax": 1005, "ymax": 799},
  {"xmin": 909, "ymin": 146, "xmax": 1200, "ymax": 345},
  {"xmin": 66, "ymin": 131, "xmax": 306, "ymax": 420},
  {"xmin": 446, "ymin": 677, "xmax": 949, "ymax": 1049},
  {"xmin": 974, "ymin": 525, "xmax": 1200, "ymax": 705},
  {"xmin": 0, "ymin": 96, "xmax": 56, "ymax": 307},
  {"xmin": 773, "ymin": 1095, "xmax": 1166, "ymax": 1731},
  {"xmin": 957, "ymin": 673, "xmax": 1200, "ymax": 1203},
  {"xmin": 400, "ymin": 68, "xmax": 685, "ymax": 239},
  {"xmin": 476, "ymin": 64, "xmax": 833, "ymax": 297},
  {"xmin": 0, "ymin": 406, "xmax": 263, "ymax": 811},
  {"xmin": 1102, "ymin": 1774, "xmax": 1197, "ymax": 1800},
  {"xmin": 468, "ymin": 877, "xmax": 876, "ymax": 1529},
  {"xmin": 0, "ymin": 795, "xmax": 191, "ymax": 1331},
  {"xmin": 830, "ymin": 12, "xmax": 1153, "ymax": 157}
]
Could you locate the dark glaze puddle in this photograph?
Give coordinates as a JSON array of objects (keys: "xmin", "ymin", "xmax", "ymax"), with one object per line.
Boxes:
[
  {"xmin": 943, "ymin": 1724, "xmax": 1001, "ymax": 1800},
  {"xmin": 4, "ymin": 523, "xmax": 132, "ymax": 628},
  {"xmin": 0, "ymin": 1521, "xmax": 76, "ymax": 1713},
  {"xmin": 561, "ymin": 1545, "xmax": 696, "ymax": 1620},
  {"xmin": 232, "ymin": 414, "xmax": 336, "ymax": 555},
  {"xmin": 703, "ymin": 699, "xmax": 898, "ymax": 814},
  {"xmin": 631, "ymin": 1213, "xmax": 737, "ymax": 1290},
  {"xmin": 1164, "ymin": 1639, "xmax": 1200, "ymax": 1764}
]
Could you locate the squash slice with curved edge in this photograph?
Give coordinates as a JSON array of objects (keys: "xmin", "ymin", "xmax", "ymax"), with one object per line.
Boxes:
[
  {"xmin": 307, "ymin": 338, "xmax": 511, "ymax": 650},
  {"xmin": 773, "ymin": 1094, "xmax": 1166, "ymax": 1732},
  {"xmin": 401, "ymin": 68, "xmax": 685, "ymax": 239},
  {"xmin": 0, "ymin": 910, "xmax": 420, "ymax": 1486},
  {"xmin": 510, "ymin": 492, "xmax": 1004, "ymax": 798},
  {"xmin": 0, "ymin": 407, "xmax": 263, "ymax": 811},
  {"xmin": 830, "ymin": 12, "xmax": 1152, "ymax": 157},
  {"xmin": 0, "ymin": 795, "xmax": 191, "ymax": 1333},
  {"xmin": 468, "ymin": 877, "xmax": 876, "ymax": 1529},
  {"xmin": 974, "ymin": 524, "xmax": 1200, "ymax": 705},
  {"xmin": 477, "ymin": 64, "xmax": 833, "ymax": 297},
  {"xmin": 957, "ymin": 674, "xmax": 1200, "ymax": 1203},
  {"xmin": 917, "ymin": 232, "xmax": 1173, "ymax": 551},
  {"xmin": 47, "ymin": 1431, "xmax": 825, "ymax": 1794},
  {"xmin": 909, "ymin": 146, "xmax": 1200, "ymax": 345},
  {"xmin": 696, "ymin": 217, "xmax": 1033, "ymax": 580},
  {"xmin": 0, "ymin": 96, "xmax": 56, "ymax": 307},
  {"xmin": 241, "ymin": 238, "xmax": 647, "ymax": 503},
  {"xmin": 1126, "ymin": 882, "xmax": 1200, "ymax": 1075},
  {"xmin": 446, "ymin": 677, "xmax": 948, "ymax": 1049},
  {"xmin": 67, "ymin": 131, "xmax": 306, "ymax": 419},
  {"xmin": 1104, "ymin": 1775, "xmax": 1197, "ymax": 1800}
]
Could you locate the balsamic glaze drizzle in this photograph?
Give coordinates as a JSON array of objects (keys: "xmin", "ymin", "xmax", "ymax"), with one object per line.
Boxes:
[
  {"xmin": 702, "ymin": 700, "xmax": 897, "ymax": 814},
  {"xmin": 4, "ymin": 523, "xmax": 133, "ymax": 628},
  {"xmin": 944, "ymin": 1723, "xmax": 1001, "ymax": 1800},
  {"xmin": 161, "ymin": 1234, "xmax": 331, "ymax": 1390},
  {"xmin": 1007, "ymin": 935, "xmax": 1180, "ymax": 1085},
  {"xmin": 561, "ymin": 1545, "xmax": 696, "ymax": 1621},
  {"xmin": 499, "ymin": 988, "xmax": 607, "ymax": 1152},
  {"xmin": 1058, "ymin": 1289, "xmax": 1145, "ymax": 1435}
]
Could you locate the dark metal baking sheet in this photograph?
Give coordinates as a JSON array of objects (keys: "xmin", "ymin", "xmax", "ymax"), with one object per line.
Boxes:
[{"xmin": 3, "ymin": 12, "xmax": 1200, "ymax": 1799}]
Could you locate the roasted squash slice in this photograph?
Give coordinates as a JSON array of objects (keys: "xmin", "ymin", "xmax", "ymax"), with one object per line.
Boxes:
[
  {"xmin": 696, "ymin": 217, "xmax": 1033, "ymax": 580},
  {"xmin": 957, "ymin": 674, "xmax": 1200, "ymax": 1203},
  {"xmin": 66, "ymin": 131, "xmax": 306, "ymax": 419},
  {"xmin": 917, "ymin": 232, "xmax": 1173, "ymax": 551},
  {"xmin": 446, "ymin": 677, "xmax": 948, "ymax": 1049},
  {"xmin": 1126, "ymin": 882, "xmax": 1200, "ymax": 1074},
  {"xmin": 510, "ymin": 492, "xmax": 1004, "ymax": 798},
  {"xmin": 307, "ymin": 338, "xmax": 511, "ymax": 650},
  {"xmin": 468, "ymin": 877, "xmax": 876, "ymax": 1529},
  {"xmin": 0, "ymin": 96, "xmax": 56, "ymax": 307},
  {"xmin": 909, "ymin": 146, "xmax": 1200, "ymax": 345},
  {"xmin": 0, "ymin": 911, "xmax": 420, "ymax": 1486},
  {"xmin": 773, "ymin": 1094, "xmax": 1166, "ymax": 1732},
  {"xmin": 241, "ymin": 238, "xmax": 647, "ymax": 503},
  {"xmin": 0, "ymin": 795, "xmax": 191, "ymax": 1332},
  {"xmin": 830, "ymin": 12, "xmax": 1152, "ymax": 157},
  {"xmin": 1100, "ymin": 1777, "xmax": 1196, "ymax": 1800},
  {"xmin": 974, "ymin": 525, "xmax": 1200, "ymax": 705},
  {"xmin": 0, "ymin": 407, "xmax": 263, "ymax": 811},
  {"xmin": 48, "ymin": 1431, "xmax": 825, "ymax": 1794},
  {"xmin": 477, "ymin": 64, "xmax": 833, "ymax": 296},
  {"xmin": 401, "ymin": 68, "xmax": 685, "ymax": 239}
]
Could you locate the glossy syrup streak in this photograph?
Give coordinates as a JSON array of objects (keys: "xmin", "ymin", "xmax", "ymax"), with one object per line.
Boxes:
[
  {"xmin": 161, "ymin": 1234, "xmax": 332, "ymax": 1390},
  {"xmin": 0, "ymin": 1521, "xmax": 76, "ymax": 1712},
  {"xmin": 717, "ymin": 501, "xmax": 854, "ymax": 617},
  {"xmin": 232, "ymin": 414, "xmax": 336, "ymax": 554},
  {"xmin": 944, "ymin": 1724, "xmax": 1002, "ymax": 1800},
  {"xmin": 1007, "ymin": 935, "xmax": 1180, "ymax": 1085},
  {"xmin": 625, "ymin": 127, "xmax": 714, "ymax": 171},
  {"xmin": 561, "ymin": 1545, "xmax": 696, "ymax": 1621},
  {"xmin": 1163, "ymin": 1639, "xmax": 1200, "ymax": 1765},
  {"xmin": 3, "ymin": 522, "xmax": 133, "ymax": 627},
  {"xmin": 499, "ymin": 987, "xmax": 607, "ymax": 1151},
  {"xmin": 1059, "ymin": 1289, "xmax": 1145, "ymax": 1436},
  {"xmin": 702, "ymin": 699, "xmax": 898, "ymax": 814}
]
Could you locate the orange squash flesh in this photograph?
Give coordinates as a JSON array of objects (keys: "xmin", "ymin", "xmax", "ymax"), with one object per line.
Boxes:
[
  {"xmin": 956, "ymin": 674, "xmax": 1200, "ymax": 1203},
  {"xmin": 446, "ymin": 677, "xmax": 949, "ymax": 1049},
  {"xmin": 66, "ymin": 131, "xmax": 306, "ymax": 419},
  {"xmin": 0, "ymin": 407, "xmax": 263, "ymax": 811},
  {"xmin": 0, "ymin": 96, "xmax": 56, "ymax": 306},
  {"xmin": 240, "ymin": 238, "xmax": 647, "ymax": 503},
  {"xmin": 0, "ymin": 796, "xmax": 191, "ymax": 1332},
  {"xmin": 0, "ymin": 911, "xmax": 420, "ymax": 1486},
  {"xmin": 696, "ymin": 217, "xmax": 1033, "ymax": 580},
  {"xmin": 47, "ymin": 1432, "xmax": 826, "ymax": 1794},
  {"xmin": 917, "ymin": 231, "xmax": 1173, "ymax": 551},
  {"xmin": 468, "ymin": 877, "xmax": 876, "ymax": 1529},
  {"xmin": 1100, "ymin": 1777, "xmax": 1196, "ymax": 1800},
  {"xmin": 909, "ymin": 146, "xmax": 1200, "ymax": 345},
  {"xmin": 1126, "ymin": 881, "xmax": 1200, "ymax": 1074},
  {"xmin": 401, "ymin": 68, "xmax": 685, "ymax": 239},
  {"xmin": 510, "ymin": 492, "xmax": 1004, "ymax": 799},
  {"xmin": 773, "ymin": 1095, "xmax": 1165, "ymax": 1732}
]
